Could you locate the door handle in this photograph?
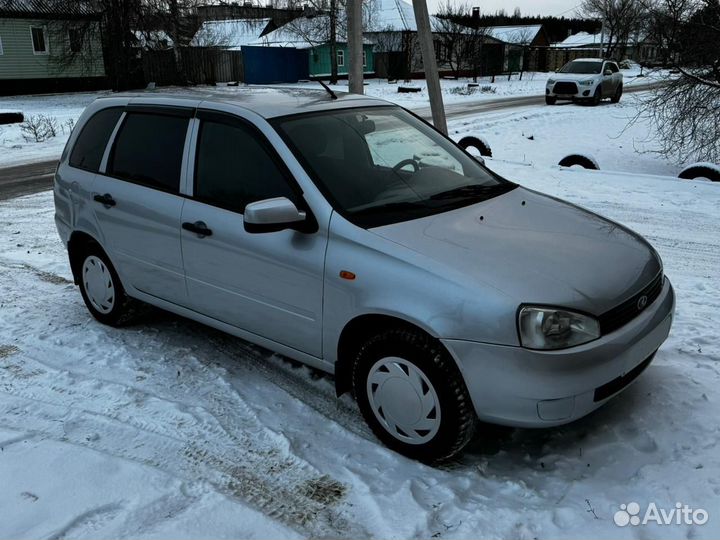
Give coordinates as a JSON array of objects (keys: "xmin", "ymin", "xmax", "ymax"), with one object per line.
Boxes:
[
  {"xmin": 182, "ymin": 221, "xmax": 213, "ymax": 237},
  {"xmin": 93, "ymin": 193, "xmax": 116, "ymax": 207}
]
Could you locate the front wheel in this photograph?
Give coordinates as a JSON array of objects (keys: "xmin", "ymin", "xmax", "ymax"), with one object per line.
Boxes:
[
  {"xmin": 352, "ymin": 328, "xmax": 477, "ymax": 462},
  {"xmin": 591, "ymin": 87, "xmax": 602, "ymax": 106},
  {"xmin": 611, "ymin": 84, "xmax": 623, "ymax": 103},
  {"xmin": 545, "ymin": 96, "xmax": 557, "ymax": 105}
]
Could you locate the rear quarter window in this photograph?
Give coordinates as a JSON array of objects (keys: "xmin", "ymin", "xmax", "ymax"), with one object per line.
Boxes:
[
  {"xmin": 69, "ymin": 107, "xmax": 123, "ymax": 172},
  {"xmin": 108, "ymin": 112, "xmax": 189, "ymax": 193}
]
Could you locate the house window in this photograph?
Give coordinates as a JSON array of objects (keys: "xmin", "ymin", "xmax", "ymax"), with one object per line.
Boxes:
[
  {"xmin": 362, "ymin": 50, "xmax": 367, "ymax": 67},
  {"xmin": 336, "ymin": 49, "xmax": 344, "ymax": 67},
  {"xmin": 0, "ymin": 36, "xmax": 4, "ymax": 56},
  {"xmin": 68, "ymin": 28, "xmax": 84, "ymax": 53},
  {"xmin": 30, "ymin": 26, "xmax": 48, "ymax": 54}
]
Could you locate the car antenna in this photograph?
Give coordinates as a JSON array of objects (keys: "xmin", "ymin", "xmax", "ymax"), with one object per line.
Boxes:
[{"xmin": 315, "ymin": 79, "xmax": 338, "ymax": 100}]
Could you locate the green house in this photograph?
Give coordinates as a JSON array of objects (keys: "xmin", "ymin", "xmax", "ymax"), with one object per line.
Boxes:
[
  {"xmin": 0, "ymin": 1, "xmax": 106, "ymax": 95},
  {"xmin": 308, "ymin": 43, "xmax": 374, "ymax": 78}
]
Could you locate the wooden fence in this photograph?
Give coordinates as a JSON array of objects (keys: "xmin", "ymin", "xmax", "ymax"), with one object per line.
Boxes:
[{"xmin": 142, "ymin": 47, "xmax": 244, "ymax": 86}]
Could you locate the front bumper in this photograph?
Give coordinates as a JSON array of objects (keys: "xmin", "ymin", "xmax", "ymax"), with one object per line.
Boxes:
[
  {"xmin": 546, "ymin": 81, "xmax": 597, "ymax": 100},
  {"xmin": 442, "ymin": 278, "xmax": 675, "ymax": 427}
]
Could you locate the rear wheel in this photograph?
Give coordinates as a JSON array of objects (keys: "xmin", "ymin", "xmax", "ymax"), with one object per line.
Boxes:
[
  {"xmin": 611, "ymin": 84, "xmax": 623, "ymax": 103},
  {"xmin": 545, "ymin": 96, "xmax": 557, "ymax": 105},
  {"xmin": 78, "ymin": 246, "xmax": 135, "ymax": 326},
  {"xmin": 352, "ymin": 328, "xmax": 477, "ymax": 462}
]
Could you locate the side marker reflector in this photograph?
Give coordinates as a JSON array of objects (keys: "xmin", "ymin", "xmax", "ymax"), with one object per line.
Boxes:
[{"xmin": 339, "ymin": 270, "xmax": 356, "ymax": 280}]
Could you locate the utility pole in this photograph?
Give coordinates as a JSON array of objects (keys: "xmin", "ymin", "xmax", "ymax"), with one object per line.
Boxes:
[
  {"xmin": 411, "ymin": 0, "xmax": 447, "ymax": 134},
  {"xmin": 347, "ymin": 0, "xmax": 364, "ymax": 94},
  {"xmin": 329, "ymin": 0, "xmax": 338, "ymax": 84},
  {"xmin": 598, "ymin": 19, "xmax": 605, "ymax": 58}
]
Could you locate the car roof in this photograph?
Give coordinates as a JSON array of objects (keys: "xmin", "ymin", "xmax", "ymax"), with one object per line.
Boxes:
[
  {"xmin": 97, "ymin": 87, "xmax": 393, "ymax": 119},
  {"xmin": 570, "ymin": 58, "xmax": 608, "ymax": 63}
]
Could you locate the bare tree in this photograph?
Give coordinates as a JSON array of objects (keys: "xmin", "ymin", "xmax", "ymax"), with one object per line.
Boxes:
[
  {"xmin": 640, "ymin": 0, "xmax": 698, "ymax": 64},
  {"xmin": 639, "ymin": 0, "xmax": 720, "ymax": 162},
  {"xmin": 580, "ymin": 0, "xmax": 646, "ymax": 57},
  {"xmin": 508, "ymin": 26, "xmax": 535, "ymax": 80},
  {"xmin": 283, "ymin": 0, "xmax": 345, "ymax": 83},
  {"xmin": 434, "ymin": 1, "xmax": 489, "ymax": 79}
]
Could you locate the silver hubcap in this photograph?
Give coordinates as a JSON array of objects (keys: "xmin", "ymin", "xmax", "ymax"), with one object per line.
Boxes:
[
  {"xmin": 82, "ymin": 255, "xmax": 115, "ymax": 314},
  {"xmin": 366, "ymin": 357, "xmax": 441, "ymax": 445}
]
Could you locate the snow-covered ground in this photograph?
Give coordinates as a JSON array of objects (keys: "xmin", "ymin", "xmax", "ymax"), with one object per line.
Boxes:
[
  {"xmin": 449, "ymin": 93, "xmax": 679, "ymax": 177},
  {"xmin": 289, "ymin": 66, "xmax": 668, "ymax": 108},
  {"xmin": 0, "ymin": 67, "xmax": 667, "ymax": 169},
  {"xmin": 1, "ymin": 139, "xmax": 719, "ymax": 537}
]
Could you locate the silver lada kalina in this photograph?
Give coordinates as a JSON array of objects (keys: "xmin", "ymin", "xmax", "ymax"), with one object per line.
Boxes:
[{"xmin": 54, "ymin": 89, "xmax": 674, "ymax": 462}]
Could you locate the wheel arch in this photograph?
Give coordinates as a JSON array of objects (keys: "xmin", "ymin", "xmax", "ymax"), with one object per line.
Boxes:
[
  {"xmin": 334, "ymin": 313, "xmax": 448, "ymax": 397},
  {"xmin": 67, "ymin": 230, "xmax": 104, "ymax": 285}
]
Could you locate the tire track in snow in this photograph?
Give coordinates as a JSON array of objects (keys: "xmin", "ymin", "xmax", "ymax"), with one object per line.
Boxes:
[{"xmin": 0, "ymin": 263, "xmax": 366, "ymax": 538}]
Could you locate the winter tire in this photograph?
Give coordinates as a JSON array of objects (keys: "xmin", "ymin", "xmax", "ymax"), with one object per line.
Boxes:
[
  {"xmin": 558, "ymin": 154, "xmax": 599, "ymax": 170},
  {"xmin": 591, "ymin": 87, "xmax": 602, "ymax": 106},
  {"xmin": 78, "ymin": 246, "xmax": 135, "ymax": 326},
  {"xmin": 611, "ymin": 84, "xmax": 623, "ymax": 103},
  {"xmin": 352, "ymin": 328, "xmax": 477, "ymax": 462},
  {"xmin": 457, "ymin": 135, "xmax": 492, "ymax": 157},
  {"xmin": 545, "ymin": 96, "xmax": 557, "ymax": 105},
  {"xmin": 678, "ymin": 164, "xmax": 720, "ymax": 182}
]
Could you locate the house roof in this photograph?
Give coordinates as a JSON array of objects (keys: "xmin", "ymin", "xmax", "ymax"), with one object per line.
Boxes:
[
  {"xmin": 552, "ymin": 31, "xmax": 601, "ymax": 48},
  {"xmin": 249, "ymin": 16, "xmax": 373, "ymax": 48},
  {"xmin": 0, "ymin": 0, "xmax": 98, "ymax": 18},
  {"xmin": 552, "ymin": 30, "xmax": 651, "ymax": 48},
  {"xmin": 483, "ymin": 25, "xmax": 543, "ymax": 44},
  {"xmin": 191, "ymin": 18, "xmax": 272, "ymax": 49}
]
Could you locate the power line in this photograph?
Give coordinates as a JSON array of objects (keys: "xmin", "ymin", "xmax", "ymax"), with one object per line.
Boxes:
[{"xmin": 553, "ymin": 2, "xmax": 583, "ymax": 17}]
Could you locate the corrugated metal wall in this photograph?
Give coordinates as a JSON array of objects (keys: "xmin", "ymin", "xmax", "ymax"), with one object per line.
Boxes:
[{"xmin": 240, "ymin": 46, "xmax": 309, "ymax": 84}]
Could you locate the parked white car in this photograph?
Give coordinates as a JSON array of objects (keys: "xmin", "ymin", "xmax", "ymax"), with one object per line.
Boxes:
[{"xmin": 546, "ymin": 58, "xmax": 623, "ymax": 105}]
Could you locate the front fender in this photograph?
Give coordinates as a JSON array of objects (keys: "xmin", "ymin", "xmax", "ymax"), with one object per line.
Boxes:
[{"xmin": 322, "ymin": 213, "xmax": 519, "ymax": 366}]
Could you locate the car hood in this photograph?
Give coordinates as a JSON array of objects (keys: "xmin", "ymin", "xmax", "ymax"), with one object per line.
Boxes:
[
  {"xmin": 371, "ymin": 186, "xmax": 661, "ymax": 316},
  {"xmin": 550, "ymin": 73, "xmax": 600, "ymax": 82}
]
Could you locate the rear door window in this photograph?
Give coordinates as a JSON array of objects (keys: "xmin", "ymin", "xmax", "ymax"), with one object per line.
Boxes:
[
  {"xmin": 194, "ymin": 116, "xmax": 296, "ymax": 212},
  {"xmin": 69, "ymin": 107, "xmax": 123, "ymax": 172},
  {"xmin": 108, "ymin": 112, "xmax": 189, "ymax": 193}
]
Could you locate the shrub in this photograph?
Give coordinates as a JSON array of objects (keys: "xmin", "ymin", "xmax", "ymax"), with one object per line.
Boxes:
[{"xmin": 20, "ymin": 115, "xmax": 59, "ymax": 143}]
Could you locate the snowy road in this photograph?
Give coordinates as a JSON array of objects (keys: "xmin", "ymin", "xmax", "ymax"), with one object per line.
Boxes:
[{"xmin": 1, "ymin": 158, "xmax": 718, "ymax": 538}]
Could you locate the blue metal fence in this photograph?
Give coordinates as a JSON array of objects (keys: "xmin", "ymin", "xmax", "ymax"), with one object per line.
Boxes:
[{"xmin": 241, "ymin": 46, "xmax": 309, "ymax": 84}]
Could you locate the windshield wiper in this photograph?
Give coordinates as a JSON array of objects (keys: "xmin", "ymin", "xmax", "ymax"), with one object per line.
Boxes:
[{"xmin": 429, "ymin": 183, "xmax": 512, "ymax": 201}]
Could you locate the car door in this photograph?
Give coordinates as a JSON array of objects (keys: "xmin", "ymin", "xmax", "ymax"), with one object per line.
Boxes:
[
  {"xmin": 609, "ymin": 62, "xmax": 622, "ymax": 90},
  {"xmin": 180, "ymin": 110, "xmax": 327, "ymax": 357},
  {"xmin": 92, "ymin": 107, "xmax": 192, "ymax": 306},
  {"xmin": 601, "ymin": 62, "xmax": 615, "ymax": 95}
]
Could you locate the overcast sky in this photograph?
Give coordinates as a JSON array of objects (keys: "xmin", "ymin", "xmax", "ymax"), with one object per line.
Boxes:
[{"xmin": 427, "ymin": 0, "xmax": 581, "ymax": 17}]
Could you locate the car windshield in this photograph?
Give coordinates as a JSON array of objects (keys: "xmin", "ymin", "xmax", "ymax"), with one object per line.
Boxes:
[
  {"xmin": 559, "ymin": 61, "xmax": 603, "ymax": 74},
  {"xmin": 273, "ymin": 107, "xmax": 514, "ymax": 227}
]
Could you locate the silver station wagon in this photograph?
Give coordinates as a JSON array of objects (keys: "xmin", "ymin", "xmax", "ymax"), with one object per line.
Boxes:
[{"xmin": 54, "ymin": 89, "xmax": 675, "ymax": 461}]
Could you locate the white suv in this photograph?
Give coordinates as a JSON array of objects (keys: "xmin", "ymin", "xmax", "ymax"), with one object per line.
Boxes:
[{"xmin": 546, "ymin": 58, "xmax": 623, "ymax": 105}]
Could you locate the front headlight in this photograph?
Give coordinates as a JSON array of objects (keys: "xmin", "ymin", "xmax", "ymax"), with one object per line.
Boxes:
[
  {"xmin": 547, "ymin": 78, "xmax": 556, "ymax": 85},
  {"xmin": 579, "ymin": 79, "xmax": 595, "ymax": 86},
  {"xmin": 518, "ymin": 306, "xmax": 600, "ymax": 350}
]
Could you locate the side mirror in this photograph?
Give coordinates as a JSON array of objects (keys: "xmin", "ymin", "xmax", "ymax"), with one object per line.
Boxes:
[
  {"xmin": 244, "ymin": 197, "xmax": 307, "ymax": 234},
  {"xmin": 604, "ymin": 69, "xmax": 613, "ymax": 76}
]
